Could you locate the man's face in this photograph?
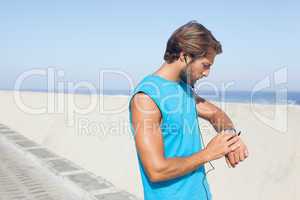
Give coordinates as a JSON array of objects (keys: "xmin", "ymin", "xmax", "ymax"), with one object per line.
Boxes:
[{"xmin": 180, "ymin": 50, "xmax": 216, "ymax": 87}]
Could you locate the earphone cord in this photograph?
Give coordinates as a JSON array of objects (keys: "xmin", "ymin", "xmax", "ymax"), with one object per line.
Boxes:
[
  {"xmin": 195, "ymin": 105, "xmax": 215, "ymax": 200},
  {"xmin": 199, "ymin": 130, "xmax": 215, "ymax": 200},
  {"xmin": 192, "ymin": 87, "xmax": 216, "ymax": 200}
]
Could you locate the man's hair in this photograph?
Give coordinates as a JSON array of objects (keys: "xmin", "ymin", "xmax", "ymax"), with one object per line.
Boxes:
[{"xmin": 163, "ymin": 20, "xmax": 222, "ymax": 63}]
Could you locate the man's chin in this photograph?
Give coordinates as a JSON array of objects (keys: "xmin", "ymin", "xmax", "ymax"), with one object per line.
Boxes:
[{"xmin": 191, "ymin": 77, "xmax": 202, "ymax": 88}]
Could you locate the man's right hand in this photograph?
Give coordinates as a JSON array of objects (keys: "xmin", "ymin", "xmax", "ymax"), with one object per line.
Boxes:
[{"xmin": 204, "ymin": 132, "xmax": 241, "ymax": 162}]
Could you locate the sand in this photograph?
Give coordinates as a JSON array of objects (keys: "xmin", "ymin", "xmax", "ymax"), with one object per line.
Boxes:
[{"xmin": 0, "ymin": 90, "xmax": 299, "ymax": 200}]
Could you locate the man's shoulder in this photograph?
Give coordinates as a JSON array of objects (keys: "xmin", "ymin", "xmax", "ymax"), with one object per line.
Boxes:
[{"xmin": 133, "ymin": 74, "xmax": 163, "ymax": 94}]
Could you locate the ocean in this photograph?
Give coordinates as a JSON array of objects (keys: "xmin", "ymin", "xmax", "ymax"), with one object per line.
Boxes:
[
  {"xmin": 4, "ymin": 89, "xmax": 300, "ymax": 105},
  {"xmin": 100, "ymin": 89, "xmax": 300, "ymax": 105}
]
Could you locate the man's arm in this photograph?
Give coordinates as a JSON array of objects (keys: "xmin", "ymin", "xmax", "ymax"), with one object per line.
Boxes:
[
  {"xmin": 194, "ymin": 95, "xmax": 249, "ymax": 167},
  {"xmin": 194, "ymin": 95, "xmax": 234, "ymax": 132},
  {"xmin": 130, "ymin": 93, "xmax": 240, "ymax": 182}
]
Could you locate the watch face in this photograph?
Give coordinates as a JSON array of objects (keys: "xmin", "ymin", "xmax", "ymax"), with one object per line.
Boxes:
[
  {"xmin": 224, "ymin": 129, "xmax": 235, "ymax": 134},
  {"xmin": 223, "ymin": 128, "xmax": 236, "ymax": 134},
  {"xmin": 223, "ymin": 128, "xmax": 241, "ymax": 136}
]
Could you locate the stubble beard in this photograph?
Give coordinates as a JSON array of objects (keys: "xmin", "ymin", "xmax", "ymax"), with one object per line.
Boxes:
[{"xmin": 180, "ymin": 68, "xmax": 195, "ymax": 88}]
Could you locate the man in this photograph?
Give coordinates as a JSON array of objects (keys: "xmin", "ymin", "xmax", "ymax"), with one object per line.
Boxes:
[{"xmin": 129, "ymin": 21, "xmax": 249, "ymax": 200}]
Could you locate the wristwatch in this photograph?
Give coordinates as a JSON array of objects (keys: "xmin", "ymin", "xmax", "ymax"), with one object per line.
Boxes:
[
  {"xmin": 223, "ymin": 128, "xmax": 241, "ymax": 136},
  {"xmin": 223, "ymin": 127, "xmax": 236, "ymax": 133}
]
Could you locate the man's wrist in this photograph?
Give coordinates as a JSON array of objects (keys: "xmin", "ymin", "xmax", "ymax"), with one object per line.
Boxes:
[{"xmin": 201, "ymin": 148, "xmax": 212, "ymax": 163}]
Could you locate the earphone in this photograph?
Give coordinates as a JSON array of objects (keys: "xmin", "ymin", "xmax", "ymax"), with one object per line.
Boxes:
[{"xmin": 183, "ymin": 54, "xmax": 190, "ymax": 65}]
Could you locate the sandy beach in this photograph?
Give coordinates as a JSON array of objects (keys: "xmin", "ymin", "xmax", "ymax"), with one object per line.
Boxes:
[{"xmin": 0, "ymin": 90, "xmax": 299, "ymax": 200}]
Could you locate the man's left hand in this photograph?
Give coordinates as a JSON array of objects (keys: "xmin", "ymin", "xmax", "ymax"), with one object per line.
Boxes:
[{"xmin": 225, "ymin": 137, "xmax": 249, "ymax": 168}]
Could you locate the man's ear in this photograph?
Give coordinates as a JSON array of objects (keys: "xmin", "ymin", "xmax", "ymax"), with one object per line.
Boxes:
[
  {"xmin": 179, "ymin": 52, "xmax": 185, "ymax": 62},
  {"xmin": 179, "ymin": 52, "xmax": 191, "ymax": 63}
]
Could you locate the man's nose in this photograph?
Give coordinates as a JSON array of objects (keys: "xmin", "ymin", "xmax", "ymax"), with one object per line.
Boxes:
[{"xmin": 202, "ymin": 69, "xmax": 210, "ymax": 77}]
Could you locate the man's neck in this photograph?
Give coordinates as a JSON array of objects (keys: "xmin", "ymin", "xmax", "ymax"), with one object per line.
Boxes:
[{"xmin": 154, "ymin": 62, "xmax": 183, "ymax": 82}]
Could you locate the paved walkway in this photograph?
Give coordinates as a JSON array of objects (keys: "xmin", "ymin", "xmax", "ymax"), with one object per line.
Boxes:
[{"xmin": 0, "ymin": 124, "xmax": 139, "ymax": 200}]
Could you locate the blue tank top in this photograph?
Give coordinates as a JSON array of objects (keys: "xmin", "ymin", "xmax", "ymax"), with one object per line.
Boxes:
[{"xmin": 129, "ymin": 74, "xmax": 212, "ymax": 200}]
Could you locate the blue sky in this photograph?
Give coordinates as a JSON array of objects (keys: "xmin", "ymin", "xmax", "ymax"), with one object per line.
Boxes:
[{"xmin": 0, "ymin": 0, "xmax": 299, "ymax": 92}]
